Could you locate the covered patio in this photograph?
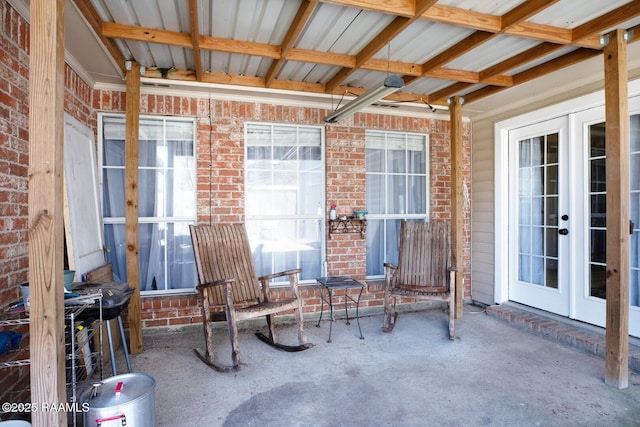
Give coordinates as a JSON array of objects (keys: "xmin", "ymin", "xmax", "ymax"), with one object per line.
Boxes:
[
  {"xmin": 125, "ymin": 306, "xmax": 640, "ymax": 426},
  {"xmin": 2, "ymin": 0, "xmax": 640, "ymax": 425}
]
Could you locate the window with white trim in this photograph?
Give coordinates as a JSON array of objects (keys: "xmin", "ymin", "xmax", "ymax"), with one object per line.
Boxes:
[
  {"xmin": 100, "ymin": 114, "xmax": 197, "ymax": 293},
  {"xmin": 245, "ymin": 123, "xmax": 324, "ymax": 283},
  {"xmin": 365, "ymin": 130, "xmax": 429, "ymax": 277}
]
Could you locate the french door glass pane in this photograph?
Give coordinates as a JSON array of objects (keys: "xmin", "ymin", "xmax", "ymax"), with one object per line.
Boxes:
[
  {"xmin": 632, "ymin": 115, "xmax": 640, "ymax": 306},
  {"xmin": 589, "ymin": 122, "xmax": 607, "ymax": 299},
  {"xmin": 517, "ymin": 134, "xmax": 559, "ymax": 289}
]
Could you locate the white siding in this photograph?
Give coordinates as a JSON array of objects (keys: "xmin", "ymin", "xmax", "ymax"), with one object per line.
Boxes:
[{"xmin": 471, "ymin": 118, "xmax": 495, "ymax": 305}]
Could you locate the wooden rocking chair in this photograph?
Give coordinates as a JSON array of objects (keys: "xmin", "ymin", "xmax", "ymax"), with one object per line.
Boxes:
[
  {"xmin": 189, "ymin": 223, "xmax": 311, "ymax": 372},
  {"xmin": 382, "ymin": 220, "xmax": 456, "ymax": 340}
]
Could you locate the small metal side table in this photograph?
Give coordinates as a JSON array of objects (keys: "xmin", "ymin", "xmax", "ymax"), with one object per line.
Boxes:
[{"xmin": 315, "ymin": 276, "xmax": 365, "ymax": 342}]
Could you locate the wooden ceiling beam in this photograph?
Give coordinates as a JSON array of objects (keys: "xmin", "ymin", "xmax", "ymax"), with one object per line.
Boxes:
[
  {"xmin": 265, "ymin": 0, "xmax": 320, "ymax": 87},
  {"xmin": 425, "ymin": 0, "xmax": 640, "ymax": 103},
  {"xmin": 188, "ymin": 0, "xmax": 203, "ymax": 81},
  {"xmin": 325, "ymin": 0, "xmax": 438, "ymax": 91},
  {"xmin": 422, "ymin": 31, "xmax": 495, "ymax": 73},
  {"xmin": 408, "ymin": 1, "xmax": 556, "ymax": 88},
  {"xmin": 423, "ymin": 4, "xmax": 601, "ymax": 49},
  {"xmin": 501, "ymin": 0, "xmax": 560, "ymax": 31},
  {"xmin": 102, "ymin": 22, "xmax": 192, "ymax": 47},
  {"xmin": 197, "ymin": 36, "xmax": 281, "ymax": 58},
  {"xmin": 464, "ymin": 47, "xmax": 602, "ymax": 104},
  {"xmin": 403, "ymin": 30, "xmax": 496, "ymax": 86},
  {"xmin": 288, "ymin": 48, "xmax": 356, "ymax": 68},
  {"xmin": 80, "ymin": 0, "xmax": 640, "ymax": 107},
  {"xmin": 422, "ymin": 5, "xmax": 500, "ymax": 32},
  {"xmin": 479, "ymin": 42, "xmax": 562, "ymax": 80},
  {"xmin": 572, "ymin": 1, "xmax": 640, "ymax": 43},
  {"xmin": 321, "ymin": 0, "xmax": 415, "ymax": 17},
  {"xmin": 102, "ymin": 22, "xmax": 283, "ymax": 59},
  {"xmin": 426, "ymin": 42, "xmax": 561, "ymax": 103},
  {"xmin": 511, "ymin": 47, "xmax": 602, "ymax": 85}
]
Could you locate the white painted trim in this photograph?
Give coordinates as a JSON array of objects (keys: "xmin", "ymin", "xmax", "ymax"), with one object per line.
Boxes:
[
  {"xmin": 7, "ymin": 0, "xmax": 121, "ymax": 87},
  {"xmin": 6, "ymin": 0, "xmax": 28, "ymax": 20},
  {"xmin": 65, "ymin": 51, "xmax": 96, "ymax": 88},
  {"xmin": 493, "ymin": 125, "xmax": 510, "ymax": 303},
  {"xmin": 66, "ymin": 0, "xmax": 124, "ymax": 82},
  {"xmin": 493, "ymin": 79, "xmax": 640, "ymax": 305}
]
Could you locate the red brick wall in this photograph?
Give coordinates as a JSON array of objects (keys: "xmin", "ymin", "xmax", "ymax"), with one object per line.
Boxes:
[
  {"xmin": 95, "ymin": 92, "xmax": 472, "ymax": 327},
  {"xmin": 0, "ymin": 0, "xmax": 98, "ymax": 404},
  {"xmin": 0, "ymin": 1, "xmax": 31, "ymax": 406},
  {"xmin": 0, "ymin": 1, "xmax": 30, "ymax": 308}
]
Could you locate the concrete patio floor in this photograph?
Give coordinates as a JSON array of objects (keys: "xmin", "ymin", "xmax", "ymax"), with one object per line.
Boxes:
[{"xmin": 120, "ymin": 304, "xmax": 640, "ymax": 427}]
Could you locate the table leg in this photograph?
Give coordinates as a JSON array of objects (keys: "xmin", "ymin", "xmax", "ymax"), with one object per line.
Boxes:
[
  {"xmin": 355, "ymin": 286, "xmax": 364, "ymax": 340},
  {"xmin": 327, "ymin": 289, "xmax": 334, "ymax": 343},
  {"xmin": 316, "ymin": 284, "xmax": 325, "ymax": 328},
  {"xmin": 344, "ymin": 289, "xmax": 351, "ymax": 325}
]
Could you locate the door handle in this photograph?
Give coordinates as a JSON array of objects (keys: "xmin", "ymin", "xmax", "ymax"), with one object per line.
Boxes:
[{"xmin": 558, "ymin": 228, "xmax": 569, "ymax": 235}]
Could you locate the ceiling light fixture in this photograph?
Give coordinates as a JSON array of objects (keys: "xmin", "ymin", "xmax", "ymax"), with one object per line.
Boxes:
[{"xmin": 324, "ymin": 75, "xmax": 404, "ymax": 123}]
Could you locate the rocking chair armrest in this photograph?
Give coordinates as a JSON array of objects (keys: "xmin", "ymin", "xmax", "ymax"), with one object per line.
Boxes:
[
  {"xmin": 383, "ymin": 263, "xmax": 398, "ymax": 290},
  {"xmin": 258, "ymin": 269, "xmax": 302, "ymax": 301},
  {"xmin": 258, "ymin": 268, "xmax": 301, "ymax": 282},
  {"xmin": 196, "ymin": 278, "xmax": 235, "ymax": 314},
  {"xmin": 383, "ymin": 262, "xmax": 398, "ymax": 271},
  {"xmin": 196, "ymin": 277, "xmax": 235, "ymax": 293}
]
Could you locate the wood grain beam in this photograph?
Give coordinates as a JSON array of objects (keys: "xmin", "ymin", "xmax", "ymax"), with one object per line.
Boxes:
[
  {"xmin": 463, "ymin": 47, "xmax": 601, "ymax": 104},
  {"xmin": 102, "ymin": 22, "xmax": 192, "ymax": 47},
  {"xmin": 265, "ymin": 0, "xmax": 319, "ymax": 86},
  {"xmin": 603, "ymin": 28, "xmax": 630, "ymax": 390},
  {"xmin": 449, "ymin": 96, "xmax": 465, "ymax": 320},
  {"xmin": 501, "ymin": 0, "xmax": 560, "ymax": 31},
  {"xmin": 198, "ymin": 35, "xmax": 281, "ymax": 58},
  {"xmin": 511, "ymin": 47, "xmax": 601, "ymax": 85},
  {"xmin": 422, "ymin": 4, "xmax": 601, "ymax": 49},
  {"xmin": 321, "ymin": 0, "xmax": 415, "ymax": 17},
  {"xmin": 325, "ymin": 0, "xmax": 438, "ymax": 91},
  {"xmin": 428, "ymin": 42, "xmax": 561, "ymax": 101},
  {"xmin": 28, "ymin": 0, "xmax": 67, "ymax": 425},
  {"xmin": 479, "ymin": 42, "xmax": 562, "ymax": 80},
  {"xmin": 421, "ymin": 31, "xmax": 495, "ymax": 73},
  {"xmin": 98, "ymin": 8, "xmax": 603, "ymax": 94},
  {"xmin": 423, "ymin": 4, "xmax": 500, "ymax": 31},
  {"xmin": 573, "ymin": 1, "xmax": 640, "ymax": 43},
  {"xmin": 85, "ymin": 0, "xmax": 640, "ymax": 98},
  {"xmin": 102, "ymin": 22, "xmax": 283, "ymax": 59},
  {"xmin": 188, "ymin": 0, "xmax": 203, "ymax": 81},
  {"xmin": 125, "ymin": 63, "xmax": 143, "ymax": 355}
]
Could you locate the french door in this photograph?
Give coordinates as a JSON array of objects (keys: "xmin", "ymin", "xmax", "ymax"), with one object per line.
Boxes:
[
  {"xmin": 572, "ymin": 102, "xmax": 640, "ymax": 334},
  {"xmin": 508, "ymin": 99, "xmax": 640, "ymax": 337},
  {"xmin": 508, "ymin": 117, "xmax": 571, "ymax": 316}
]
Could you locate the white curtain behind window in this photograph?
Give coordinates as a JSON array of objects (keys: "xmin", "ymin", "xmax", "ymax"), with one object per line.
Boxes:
[{"xmin": 101, "ymin": 115, "xmax": 196, "ymax": 292}]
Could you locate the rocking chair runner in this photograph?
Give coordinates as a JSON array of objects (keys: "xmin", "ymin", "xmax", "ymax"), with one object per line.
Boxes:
[
  {"xmin": 189, "ymin": 223, "xmax": 310, "ymax": 372},
  {"xmin": 383, "ymin": 220, "xmax": 456, "ymax": 340}
]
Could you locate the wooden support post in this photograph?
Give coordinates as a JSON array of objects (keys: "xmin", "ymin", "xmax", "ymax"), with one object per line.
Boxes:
[
  {"xmin": 28, "ymin": 1, "xmax": 67, "ymax": 425},
  {"xmin": 126, "ymin": 62, "xmax": 143, "ymax": 354},
  {"xmin": 603, "ymin": 29, "xmax": 630, "ymax": 389},
  {"xmin": 449, "ymin": 96, "xmax": 465, "ymax": 319}
]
